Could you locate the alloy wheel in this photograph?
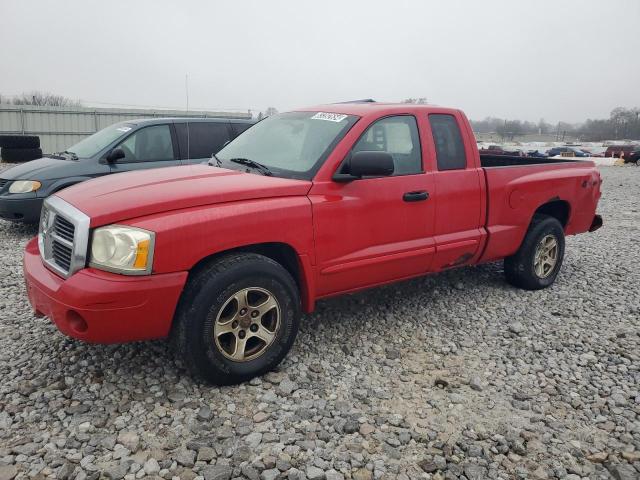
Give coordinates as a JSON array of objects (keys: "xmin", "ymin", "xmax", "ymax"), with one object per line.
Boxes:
[
  {"xmin": 213, "ymin": 287, "xmax": 281, "ymax": 362},
  {"xmin": 534, "ymin": 234, "xmax": 558, "ymax": 278}
]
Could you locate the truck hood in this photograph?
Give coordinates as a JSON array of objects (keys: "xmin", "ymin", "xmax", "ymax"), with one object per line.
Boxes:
[
  {"xmin": 0, "ymin": 156, "xmax": 91, "ymax": 181},
  {"xmin": 56, "ymin": 164, "xmax": 312, "ymax": 226}
]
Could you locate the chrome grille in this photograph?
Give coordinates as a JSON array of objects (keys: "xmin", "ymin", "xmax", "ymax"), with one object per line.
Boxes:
[
  {"xmin": 38, "ymin": 197, "xmax": 90, "ymax": 278},
  {"xmin": 0, "ymin": 179, "xmax": 8, "ymax": 191},
  {"xmin": 52, "ymin": 240, "xmax": 72, "ymax": 271},
  {"xmin": 53, "ymin": 215, "xmax": 75, "ymax": 242}
]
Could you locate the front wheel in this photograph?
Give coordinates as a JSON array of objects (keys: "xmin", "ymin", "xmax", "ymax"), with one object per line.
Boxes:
[
  {"xmin": 172, "ymin": 253, "xmax": 301, "ymax": 385},
  {"xmin": 504, "ymin": 214, "xmax": 565, "ymax": 290},
  {"xmin": 635, "ymin": 158, "xmax": 640, "ymax": 167}
]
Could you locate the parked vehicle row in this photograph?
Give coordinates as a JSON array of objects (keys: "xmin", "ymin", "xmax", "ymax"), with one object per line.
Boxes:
[
  {"xmin": 0, "ymin": 118, "xmax": 255, "ymax": 222},
  {"xmin": 479, "ymin": 145, "xmax": 593, "ymax": 159},
  {"xmin": 20, "ymin": 103, "xmax": 603, "ymax": 384},
  {"xmin": 478, "ymin": 145, "xmax": 524, "ymax": 156}
]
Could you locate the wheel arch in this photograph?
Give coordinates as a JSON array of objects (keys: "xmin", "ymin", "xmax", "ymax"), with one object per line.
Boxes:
[
  {"xmin": 187, "ymin": 242, "xmax": 315, "ymax": 313},
  {"xmin": 532, "ymin": 199, "xmax": 571, "ymax": 229}
]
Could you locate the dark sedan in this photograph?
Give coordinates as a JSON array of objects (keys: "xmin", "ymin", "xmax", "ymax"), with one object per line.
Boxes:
[{"xmin": 546, "ymin": 147, "xmax": 590, "ymax": 158}]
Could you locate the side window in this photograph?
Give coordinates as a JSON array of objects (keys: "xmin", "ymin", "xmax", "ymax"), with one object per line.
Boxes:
[
  {"xmin": 182, "ymin": 122, "xmax": 232, "ymax": 159},
  {"xmin": 117, "ymin": 125, "xmax": 175, "ymax": 162},
  {"xmin": 352, "ymin": 116, "xmax": 422, "ymax": 175},
  {"xmin": 429, "ymin": 114, "xmax": 467, "ymax": 170},
  {"xmin": 232, "ymin": 122, "xmax": 253, "ymax": 136}
]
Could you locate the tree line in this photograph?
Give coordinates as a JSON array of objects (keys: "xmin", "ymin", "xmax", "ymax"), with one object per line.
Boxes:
[
  {"xmin": 471, "ymin": 107, "xmax": 640, "ymax": 141},
  {"xmin": 0, "ymin": 91, "xmax": 82, "ymax": 107},
  {"xmin": 2, "ymin": 92, "xmax": 638, "ymax": 141}
]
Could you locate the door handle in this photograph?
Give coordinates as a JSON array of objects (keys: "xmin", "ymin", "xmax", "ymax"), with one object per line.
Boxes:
[{"xmin": 403, "ymin": 191, "xmax": 429, "ymax": 202}]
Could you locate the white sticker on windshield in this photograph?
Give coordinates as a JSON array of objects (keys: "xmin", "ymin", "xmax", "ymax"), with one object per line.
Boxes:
[
  {"xmin": 116, "ymin": 127, "xmax": 132, "ymax": 132},
  {"xmin": 311, "ymin": 112, "xmax": 348, "ymax": 122}
]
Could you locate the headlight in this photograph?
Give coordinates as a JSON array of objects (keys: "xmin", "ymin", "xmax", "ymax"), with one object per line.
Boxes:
[
  {"xmin": 9, "ymin": 180, "xmax": 41, "ymax": 193},
  {"xmin": 89, "ymin": 225, "xmax": 155, "ymax": 275}
]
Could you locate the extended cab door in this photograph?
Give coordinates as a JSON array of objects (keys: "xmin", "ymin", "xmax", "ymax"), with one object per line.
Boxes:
[
  {"xmin": 426, "ymin": 113, "xmax": 485, "ymax": 271},
  {"xmin": 309, "ymin": 115, "xmax": 436, "ymax": 297},
  {"xmin": 108, "ymin": 124, "xmax": 181, "ymax": 173}
]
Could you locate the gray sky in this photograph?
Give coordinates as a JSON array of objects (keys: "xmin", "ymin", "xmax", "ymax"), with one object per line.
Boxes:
[{"xmin": 1, "ymin": 0, "xmax": 639, "ymax": 122}]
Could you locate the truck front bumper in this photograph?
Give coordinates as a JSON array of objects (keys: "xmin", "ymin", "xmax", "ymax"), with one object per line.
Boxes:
[{"xmin": 23, "ymin": 238, "xmax": 188, "ymax": 343}]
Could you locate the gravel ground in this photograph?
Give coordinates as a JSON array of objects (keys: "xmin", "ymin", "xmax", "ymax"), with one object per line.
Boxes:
[{"xmin": 0, "ymin": 165, "xmax": 638, "ymax": 480}]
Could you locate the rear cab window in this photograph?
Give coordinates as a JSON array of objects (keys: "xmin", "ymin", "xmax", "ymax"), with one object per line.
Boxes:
[{"xmin": 429, "ymin": 114, "xmax": 467, "ymax": 170}]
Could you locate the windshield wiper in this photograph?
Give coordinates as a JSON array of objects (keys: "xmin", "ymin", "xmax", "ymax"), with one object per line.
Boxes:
[
  {"xmin": 229, "ymin": 157, "xmax": 272, "ymax": 176},
  {"xmin": 208, "ymin": 153, "xmax": 222, "ymax": 167},
  {"xmin": 54, "ymin": 150, "xmax": 78, "ymax": 160}
]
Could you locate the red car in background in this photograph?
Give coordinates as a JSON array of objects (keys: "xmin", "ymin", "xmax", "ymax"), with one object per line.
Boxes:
[
  {"xmin": 479, "ymin": 145, "xmax": 523, "ymax": 156},
  {"xmin": 604, "ymin": 145, "xmax": 639, "ymax": 160}
]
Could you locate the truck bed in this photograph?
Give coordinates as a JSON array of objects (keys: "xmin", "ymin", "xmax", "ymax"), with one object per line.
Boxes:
[
  {"xmin": 480, "ymin": 154, "xmax": 584, "ymax": 168},
  {"xmin": 478, "ymin": 157, "xmax": 601, "ymax": 264}
]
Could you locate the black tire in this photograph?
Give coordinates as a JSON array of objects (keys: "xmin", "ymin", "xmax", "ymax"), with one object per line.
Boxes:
[
  {"xmin": 0, "ymin": 135, "xmax": 40, "ymax": 149},
  {"xmin": 504, "ymin": 214, "xmax": 565, "ymax": 290},
  {"xmin": 1, "ymin": 147, "xmax": 43, "ymax": 162},
  {"xmin": 172, "ymin": 253, "xmax": 301, "ymax": 385}
]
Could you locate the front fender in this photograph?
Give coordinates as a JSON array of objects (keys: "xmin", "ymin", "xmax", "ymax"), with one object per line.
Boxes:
[{"xmin": 121, "ymin": 197, "xmax": 317, "ymax": 309}]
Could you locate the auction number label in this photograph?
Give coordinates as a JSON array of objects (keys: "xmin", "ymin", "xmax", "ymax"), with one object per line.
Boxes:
[{"xmin": 311, "ymin": 112, "xmax": 348, "ymax": 122}]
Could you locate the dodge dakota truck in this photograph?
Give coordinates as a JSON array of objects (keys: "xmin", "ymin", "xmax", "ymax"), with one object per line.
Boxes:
[{"xmin": 23, "ymin": 103, "xmax": 603, "ymax": 384}]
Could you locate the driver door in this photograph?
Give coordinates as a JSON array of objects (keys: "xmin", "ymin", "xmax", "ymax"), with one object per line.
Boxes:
[
  {"xmin": 309, "ymin": 115, "xmax": 436, "ymax": 297},
  {"xmin": 108, "ymin": 124, "xmax": 181, "ymax": 173}
]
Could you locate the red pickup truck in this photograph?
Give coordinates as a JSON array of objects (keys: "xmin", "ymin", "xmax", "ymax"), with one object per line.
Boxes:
[{"xmin": 23, "ymin": 103, "xmax": 603, "ymax": 384}]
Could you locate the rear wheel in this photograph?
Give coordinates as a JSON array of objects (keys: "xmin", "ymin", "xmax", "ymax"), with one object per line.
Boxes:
[
  {"xmin": 172, "ymin": 253, "xmax": 300, "ymax": 385},
  {"xmin": 635, "ymin": 158, "xmax": 640, "ymax": 166},
  {"xmin": 504, "ymin": 214, "xmax": 565, "ymax": 290}
]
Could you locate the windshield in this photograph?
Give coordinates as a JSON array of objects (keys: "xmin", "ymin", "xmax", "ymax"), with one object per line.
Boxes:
[
  {"xmin": 216, "ymin": 111, "xmax": 359, "ymax": 179},
  {"xmin": 66, "ymin": 122, "xmax": 135, "ymax": 158}
]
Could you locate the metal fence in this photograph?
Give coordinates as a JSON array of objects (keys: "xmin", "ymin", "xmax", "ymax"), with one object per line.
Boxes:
[{"xmin": 0, "ymin": 104, "xmax": 252, "ymax": 154}]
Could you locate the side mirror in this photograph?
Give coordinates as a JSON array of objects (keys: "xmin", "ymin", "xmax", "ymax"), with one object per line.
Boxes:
[
  {"xmin": 106, "ymin": 148, "xmax": 125, "ymax": 163},
  {"xmin": 335, "ymin": 151, "xmax": 394, "ymax": 181}
]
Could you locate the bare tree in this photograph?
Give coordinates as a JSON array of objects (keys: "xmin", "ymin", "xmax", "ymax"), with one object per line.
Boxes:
[
  {"xmin": 11, "ymin": 91, "xmax": 82, "ymax": 107},
  {"xmin": 264, "ymin": 107, "xmax": 278, "ymax": 117},
  {"xmin": 496, "ymin": 120, "xmax": 524, "ymax": 141},
  {"xmin": 537, "ymin": 118, "xmax": 551, "ymax": 134}
]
